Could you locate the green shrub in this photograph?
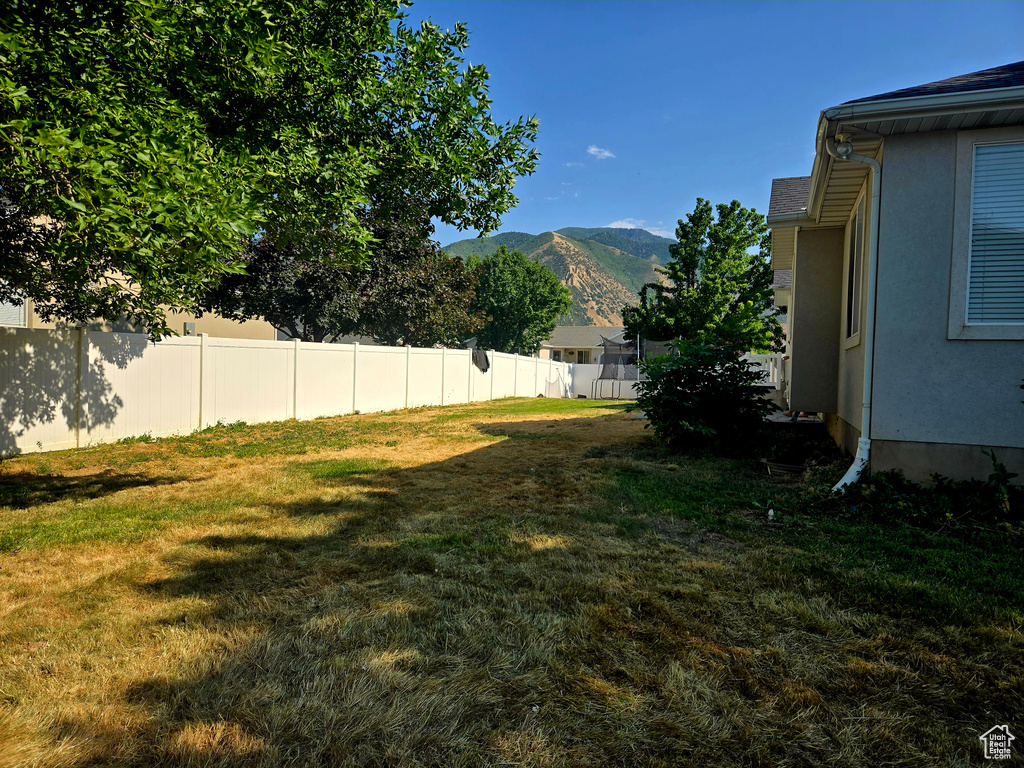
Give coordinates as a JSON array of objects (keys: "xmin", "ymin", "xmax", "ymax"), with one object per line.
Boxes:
[
  {"xmin": 801, "ymin": 451, "xmax": 1023, "ymax": 531},
  {"xmin": 634, "ymin": 343, "xmax": 778, "ymax": 455}
]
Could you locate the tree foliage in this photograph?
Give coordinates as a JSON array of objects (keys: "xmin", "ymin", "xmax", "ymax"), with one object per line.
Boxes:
[
  {"xmin": 203, "ymin": 215, "xmax": 483, "ymax": 347},
  {"xmin": 199, "ymin": 239, "xmax": 357, "ymax": 345},
  {"xmin": 623, "ymin": 199, "xmax": 781, "ymax": 353},
  {"xmin": 469, "ymin": 246, "xmax": 572, "ymax": 355},
  {"xmin": 0, "ymin": 0, "xmax": 538, "ymax": 336},
  {"xmin": 343, "ymin": 221, "xmax": 483, "ymax": 348}
]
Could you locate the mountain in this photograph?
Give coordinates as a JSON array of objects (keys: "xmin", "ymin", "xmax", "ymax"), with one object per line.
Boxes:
[{"xmin": 443, "ymin": 227, "xmax": 674, "ymax": 326}]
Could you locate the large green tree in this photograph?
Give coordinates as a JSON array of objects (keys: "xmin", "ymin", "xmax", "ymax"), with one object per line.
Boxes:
[
  {"xmin": 0, "ymin": 0, "xmax": 538, "ymax": 337},
  {"xmin": 623, "ymin": 198, "xmax": 782, "ymax": 353},
  {"xmin": 469, "ymin": 246, "xmax": 571, "ymax": 355},
  {"xmin": 202, "ymin": 215, "xmax": 483, "ymax": 346}
]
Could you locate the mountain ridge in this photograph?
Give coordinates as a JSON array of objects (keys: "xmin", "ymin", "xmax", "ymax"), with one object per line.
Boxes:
[{"xmin": 442, "ymin": 227, "xmax": 674, "ymax": 326}]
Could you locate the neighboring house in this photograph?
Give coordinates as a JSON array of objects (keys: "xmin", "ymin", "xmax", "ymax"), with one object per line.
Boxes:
[
  {"xmin": 539, "ymin": 326, "xmax": 626, "ymax": 363},
  {"xmin": 768, "ymin": 59, "xmax": 1024, "ymax": 481},
  {"xmin": 0, "ymin": 296, "xmax": 277, "ymax": 340}
]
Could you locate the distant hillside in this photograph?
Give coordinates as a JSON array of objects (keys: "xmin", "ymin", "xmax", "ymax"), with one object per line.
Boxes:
[{"xmin": 443, "ymin": 227, "xmax": 674, "ymax": 326}]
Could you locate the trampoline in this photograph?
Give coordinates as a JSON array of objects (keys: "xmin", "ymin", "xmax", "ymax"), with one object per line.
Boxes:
[{"xmin": 592, "ymin": 335, "xmax": 640, "ymax": 399}]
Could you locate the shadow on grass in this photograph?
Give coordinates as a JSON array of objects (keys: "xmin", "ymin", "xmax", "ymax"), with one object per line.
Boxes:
[
  {"xmin": 0, "ymin": 470, "xmax": 186, "ymax": 509},
  {"xmin": 40, "ymin": 413, "xmax": 1024, "ymax": 768}
]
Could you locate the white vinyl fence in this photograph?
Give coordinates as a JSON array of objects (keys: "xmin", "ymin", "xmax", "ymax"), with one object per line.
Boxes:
[
  {"xmin": 564, "ymin": 354, "xmax": 783, "ymax": 401},
  {"xmin": 742, "ymin": 353, "xmax": 784, "ymax": 390},
  {"xmin": 0, "ymin": 328, "xmax": 572, "ymax": 455}
]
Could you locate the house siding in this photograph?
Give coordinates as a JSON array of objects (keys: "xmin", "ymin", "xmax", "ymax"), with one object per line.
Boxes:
[
  {"xmin": 868, "ymin": 129, "xmax": 1024, "ymax": 465},
  {"xmin": 16, "ymin": 299, "xmax": 277, "ymax": 340},
  {"xmin": 788, "ymin": 228, "xmax": 843, "ymax": 413}
]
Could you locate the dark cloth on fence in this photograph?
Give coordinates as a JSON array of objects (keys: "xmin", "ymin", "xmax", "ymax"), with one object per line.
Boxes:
[{"xmin": 472, "ymin": 348, "xmax": 490, "ymax": 373}]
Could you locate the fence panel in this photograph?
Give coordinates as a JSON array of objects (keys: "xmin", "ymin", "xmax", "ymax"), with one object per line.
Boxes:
[
  {"xmin": 443, "ymin": 348, "xmax": 471, "ymax": 405},
  {"xmin": 489, "ymin": 353, "xmax": 517, "ymax": 399},
  {"xmin": 295, "ymin": 341, "xmax": 355, "ymax": 420},
  {"xmin": 206, "ymin": 338, "xmax": 294, "ymax": 427},
  {"xmin": 355, "ymin": 345, "xmax": 409, "ymax": 414},
  {"xmin": 85, "ymin": 333, "xmax": 200, "ymax": 443},
  {"xmin": 0, "ymin": 329, "xmax": 574, "ymax": 454},
  {"xmin": 469, "ymin": 352, "xmax": 491, "ymax": 402},
  {"xmin": 407, "ymin": 348, "xmax": 444, "ymax": 408},
  {"xmin": 0, "ymin": 328, "xmax": 80, "ymax": 453}
]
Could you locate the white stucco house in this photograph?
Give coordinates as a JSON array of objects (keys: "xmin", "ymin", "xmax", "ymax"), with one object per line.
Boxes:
[{"xmin": 768, "ymin": 59, "xmax": 1024, "ymax": 481}]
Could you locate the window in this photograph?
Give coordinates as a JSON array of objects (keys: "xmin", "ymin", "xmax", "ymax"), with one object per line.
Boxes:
[
  {"xmin": 966, "ymin": 142, "xmax": 1024, "ymax": 325},
  {"xmin": 0, "ymin": 300, "xmax": 26, "ymax": 327},
  {"xmin": 578, "ymin": 350, "xmax": 591, "ymax": 364},
  {"xmin": 551, "ymin": 350, "xmax": 561, "ymax": 362},
  {"xmin": 845, "ymin": 196, "xmax": 865, "ymax": 339},
  {"xmin": 950, "ymin": 129, "xmax": 1024, "ymax": 340}
]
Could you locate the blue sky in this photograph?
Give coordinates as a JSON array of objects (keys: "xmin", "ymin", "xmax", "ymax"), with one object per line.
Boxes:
[{"xmin": 406, "ymin": 0, "xmax": 1024, "ymax": 247}]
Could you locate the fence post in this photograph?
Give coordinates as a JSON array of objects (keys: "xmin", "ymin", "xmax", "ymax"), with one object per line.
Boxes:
[
  {"xmin": 293, "ymin": 338, "xmax": 300, "ymax": 419},
  {"xmin": 467, "ymin": 348, "xmax": 473, "ymax": 403},
  {"xmin": 513, "ymin": 353, "xmax": 518, "ymax": 397},
  {"xmin": 405, "ymin": 345, "xmax": 412, "ymax": 408},
  {"xmin": 75, "ymin": 327, "xmax": 87, "ymax": 447},
  {"xmin": 534, "ymin": 356, "xmax": 540, "ymax": 396},
  {"xmin": 440, "ymin": 347, "xmax": 447, "ymax": 406},
  {"xmin": 352, "ymin": 342, "xmax": 359, "ymax": 414},
  {"xmin": 199, "ymin": 333, "xmax": 212, "ymax": 429},
  {"xmin": 490, "ymin": 351, "xmax": 496, "ymax": 401}
]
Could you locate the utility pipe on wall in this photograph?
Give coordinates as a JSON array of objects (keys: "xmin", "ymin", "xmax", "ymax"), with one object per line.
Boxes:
[{"xmin": 825, "ymin": 137, "xmax": 881, "ymax": 492}]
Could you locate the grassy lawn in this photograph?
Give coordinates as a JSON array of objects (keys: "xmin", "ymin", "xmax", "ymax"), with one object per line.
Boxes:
[{"xmin": 0, "ymin": 398, "xmax": 1021, "ymax": 767}]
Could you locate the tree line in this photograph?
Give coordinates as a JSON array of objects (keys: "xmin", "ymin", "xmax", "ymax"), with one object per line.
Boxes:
[
  {"xmin": 2, "ymin": 1, "xmax": 779, "ymax": 363},
  {"xmin": 0, "ymin": 0, "xmax": 567, "ymax": 353}
]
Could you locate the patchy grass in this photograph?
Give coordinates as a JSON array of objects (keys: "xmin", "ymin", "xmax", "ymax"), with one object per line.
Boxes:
[{"xmin": 0, "ymin": 399, "xmax": 1021, "ymax": 767}]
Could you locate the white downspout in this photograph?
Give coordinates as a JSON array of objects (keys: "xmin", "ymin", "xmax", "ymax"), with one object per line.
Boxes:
[{"xmin": 825, "ymin": 137, "xmax": 881, "ymax": 493}]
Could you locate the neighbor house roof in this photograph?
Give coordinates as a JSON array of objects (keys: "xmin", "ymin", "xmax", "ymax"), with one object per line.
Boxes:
[
  {"xmin": 767, "ymin": 177, "xmax": 811, "ymax": 222},
  {"xmin": 541, "ymin": 326, "xmax": 624, "ymax": 348},
  {"xmin": 846, "ymin": 60, "xmax": 1024, "ymax": 104}
]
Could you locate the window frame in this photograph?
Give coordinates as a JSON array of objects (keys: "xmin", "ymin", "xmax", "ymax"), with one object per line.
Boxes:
[
  {"xmin": 949, "ymin": 127, "xmax": 1024, "ymax": 340},
  {"xmin": 842, "ymin": 188, "xmax": 867, "ymax": 348},
  {"xmin": 0, "ymin": 299, "xmax": 28, "ymax": 328}
]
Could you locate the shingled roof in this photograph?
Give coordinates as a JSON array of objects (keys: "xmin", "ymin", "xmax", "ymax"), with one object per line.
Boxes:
[
  {"xmin": 541, "ymin": 326, "xmax": 624, "ymax": 348},
  {"xmin": 846, "ymin": 60, "xmax": 1024, "ymax": 105},
  {"xmin": 768, "ymin": 176, "xmax": 811, "ymax": 219}
]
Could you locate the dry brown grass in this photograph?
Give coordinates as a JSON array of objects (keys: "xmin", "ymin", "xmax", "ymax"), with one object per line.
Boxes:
[{"xmin": 0, "ymin": 398, "xmax": 1020, "ymax": 767}]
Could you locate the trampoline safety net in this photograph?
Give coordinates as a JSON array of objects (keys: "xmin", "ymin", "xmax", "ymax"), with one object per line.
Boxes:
[{"xmin": 598, "ymin": 336, "xmax": 639, "ymax": 380}]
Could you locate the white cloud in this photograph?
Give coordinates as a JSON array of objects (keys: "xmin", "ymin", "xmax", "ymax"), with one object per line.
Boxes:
[
  {"xmin": 607, "ymin": 218, "xmax": 646, "ymax": 229},
  {"xmin": 587, "ymin": 145, "xmax": 615, "ymax": 160},
  {"xmin": 606, "ymin": 218, "xmax": 674, "ymax": 239},
  {"xmin": 564, "ymin": 162, "xmax": 584, "ymax": 167}
]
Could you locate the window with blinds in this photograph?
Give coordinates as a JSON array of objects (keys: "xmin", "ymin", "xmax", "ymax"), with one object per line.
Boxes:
[
  {"xmin": 0, "ymin": 300, "xmax": 26, "ymax": 327},
  {"xmin": 967, "ymin": 143, "xmax": 1024, "ymax": 325}
]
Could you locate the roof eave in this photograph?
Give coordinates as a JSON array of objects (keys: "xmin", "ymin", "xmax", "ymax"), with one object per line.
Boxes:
[
  {"xmin": 807, "ymin": 113, "xmax": 834, "ymax": 224},
  {"xmin": 826, "ymin": 85, "xmax": 1024, "ymax": 123},
  {"xmin": 766, "ymin": 211, "xmax": 814, "ymax": 226},
  {"xmin": 808, "ymin": 86, "xmax": 1024, "ymax": 222}
]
